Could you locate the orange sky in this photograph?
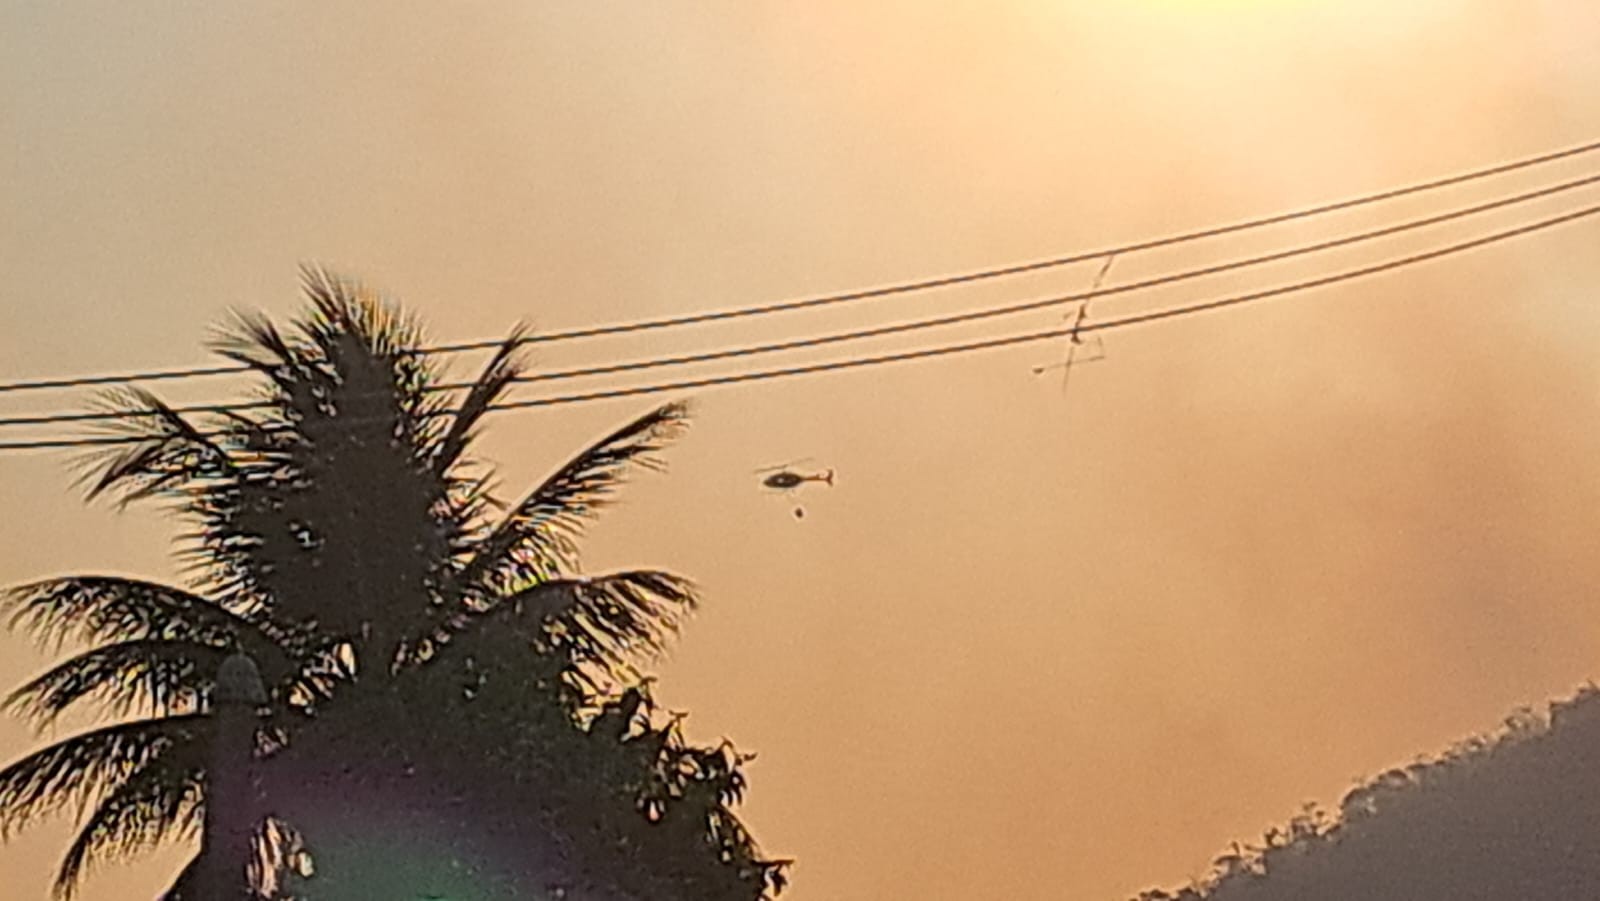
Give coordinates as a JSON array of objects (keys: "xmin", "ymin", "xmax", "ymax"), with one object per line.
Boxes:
[{"xmin": 3, "ymin": 2, "xmax": 1600, "ymax": 899}]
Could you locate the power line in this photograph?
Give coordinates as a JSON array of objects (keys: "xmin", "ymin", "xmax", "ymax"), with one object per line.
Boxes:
[
  {"xmin": 2, "ymin": 138, "xmax": 1598, "ymax": 396},
  {"xmin": 6, "ymin": 168, "xmax": 1599, "ymax": 431},
  {"xmin": 407, "ymin": 171, "xmax": 1600, "ymax": 383},
  {"xmin": 480, "ymin": 202, "xmax": 1600, "ymax": 411},
  {"xmin": 0, "ymin": 401, "xmax": 277, "ymax": 428},
  {"xmin": 4, "ymin": 199, "xmax": 1594, "ymax": 453}
]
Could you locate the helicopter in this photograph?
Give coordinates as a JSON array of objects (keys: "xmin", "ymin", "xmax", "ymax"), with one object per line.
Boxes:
[{"xmin": 755, "ymin": 460, "xmax": 835, "ymax": 518}]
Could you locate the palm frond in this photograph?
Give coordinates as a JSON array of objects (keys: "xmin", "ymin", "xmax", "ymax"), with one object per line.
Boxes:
[
  {"xmin": 6, "ymin": 639, "xmax": 229, "ymax": 730},
  {"xmin": 471, "ymin": 571, "xmax": 697, "ymax": 681},
  {"xmin": 0, "ymin": 714, "xmax": 205, "ymax": 840},
  {"xmin": 159, "ymin": 853, "xmax": 198, "ymax": 901},
  {"xmin": 211, "ymin": 308, "xmax": 300, "ymax": 371},
  {"xmin": 3, "ymin": 577, "xmax": 282, "ymax": 660},
  {"xmin": 295, "ymin": 264, "xmax": 426, "ymax": 363},
  {"xmin": 431, "ymin": 326, "xmax": 530, "ymax": 476},
  {"xmin": 252, "ymin": 816, "xmax": 311, "ymax": 899},
  {"xmin": 70, "ymin": 388, "xmax": 237, "ymax": 508},
  {"xmin": 459, "ymin": 403, "xmax": 690, "ymax": 597},
  {"xmin": 272, "ymin": 639, "xmax": 356, "ymax": 708},
  {"xmin": 549, "ymin": 571, "xmax": 697, "ymax": 674},
  {"xmin": 293, "ymin": 266, "xmax": 444, "ymax": 458},
  {"xmin": 210, "ymin": 272, "xmax": 437, "ymax": 457},
  {"xmin": 52, "ymin": 730, "xmax": 205, "ymax": 899},
  {"xmin": 208, "ymin": 309, "xmax": 325, "ymax": 417}
]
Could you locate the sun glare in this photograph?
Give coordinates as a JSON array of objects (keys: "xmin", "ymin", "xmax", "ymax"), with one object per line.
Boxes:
[{"xmin": 1137, "ymin": 0, "xmax": 1318, "ymax": 14}]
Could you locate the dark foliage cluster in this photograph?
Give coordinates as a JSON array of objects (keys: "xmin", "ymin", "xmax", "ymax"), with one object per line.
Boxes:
[
  {"xmin": 0, "ymin": 268, "xmax": 788, "ymax": 900},
  {"xmin": 1130, "ymin": 684, "xmax": 1600, "ymax": 901}
]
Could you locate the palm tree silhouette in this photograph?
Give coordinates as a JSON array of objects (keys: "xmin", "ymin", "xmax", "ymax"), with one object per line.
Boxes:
[{"xmin": 0, "ymin": 267, "xmax": 787, "ymax": 899}]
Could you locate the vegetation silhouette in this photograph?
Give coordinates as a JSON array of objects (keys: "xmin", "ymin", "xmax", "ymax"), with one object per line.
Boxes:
[
  {"xmin": 0, "ymin": 267, "xmax": 790, "ymax": 900},
  {"xmin": 1129, "ymin": 684, "xmax": 1600, "ymax": 901}
]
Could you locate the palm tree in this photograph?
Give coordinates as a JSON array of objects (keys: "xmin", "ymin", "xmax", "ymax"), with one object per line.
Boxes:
[{"xmin": 0, "ymin": 267, "xmax": 788, "ymax": 900}]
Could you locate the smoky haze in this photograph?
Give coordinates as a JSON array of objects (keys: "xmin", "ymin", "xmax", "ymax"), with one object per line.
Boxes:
[{"xmin": 3, "ymin": 2, "xmax": 1600, "ymax": 899}]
